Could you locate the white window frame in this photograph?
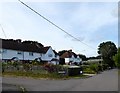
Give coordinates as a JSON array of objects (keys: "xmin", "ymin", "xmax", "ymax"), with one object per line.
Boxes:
[
  {"xmin": 0, "ymin": 49, "xmax": 7, "ymax": 53},
  {"xmin": 48, "ymin": 54, "xmax": 53, "ymax": 57},
  {"xmin": 29, "ymin": 52, "xmax": 34, "ymax": 56},
  {"xmin": 17, "ymin": 51, "xmax": 23, "ymax": 55}
]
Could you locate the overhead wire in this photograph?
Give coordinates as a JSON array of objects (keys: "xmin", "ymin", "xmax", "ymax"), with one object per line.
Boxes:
[
  {"xmin": 18, "ymin": 0, "xmax": 96, "ymax": 51},
  {"xmin": 0, "ymin": 24, "xmax": 7, "ymax": 38}
]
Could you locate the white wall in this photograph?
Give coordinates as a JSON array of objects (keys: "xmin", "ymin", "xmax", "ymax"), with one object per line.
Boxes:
[
  {"xmin": 65, "ymin": 55, "xmax": 74, "ymax": 64},
  {"xmin": 1, "ymin": 48, "xmax": 58, "ymax": 62},
  {"xmin": 2, "ymin": 49, "xmax": 23, "ymax": 60},
  {"xmin": 41, "ymin": 47, "xmax": 55, "ymax": 61},
  {"xmin": 65, "ymin": 58, "xmax": 70, "ymax": 63},
  {"xmin": 74, "ymin": 56, "xmax": 82, "ymax": 63},
  {"xmin": 23, "ymin": 52, "xmax": 41, "ymax": 60},
  {"xmin": 65, "ymin": 55, "xmax": 82, "ymax": 64},
  {"xmin": 1, "ymin": 49, "xmax": 41, "ymax": 61}
]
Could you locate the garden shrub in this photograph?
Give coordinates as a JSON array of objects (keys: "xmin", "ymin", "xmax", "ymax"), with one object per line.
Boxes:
[
  {"xmin": 81, "ymin": 65, "xmax": 89, "ymax": 70},
  {"xmin": 2, "ymin": 62, "xmax": 6, "ymax": 72},
  {"xmin": 32, "ymin": 61, "xmax": 39, "ymax": 65},
  {"xmin": 83, "ymin": 67, "xmax": 96, "ymax": 74},
  {"xmin": 82, "ymin": 64, "xmax": 102, "ymax": 74},
  {"xmin": 102, "ymin": 64, "xmax": 109, "ymax": 70},
  {"xmin": 89, "ymin": 64, "xmax": 99, "ymax": 73},
  {"xmin": 98, "ymin": 64, "xmax": 102, "ymax": 71},
  {"xmin": 23, "ymin": 63, "xmax": 31, "ymax": 71},
  {"xmin": 44, "ymin": 64, "xmax": 67, "ymax": 74}
]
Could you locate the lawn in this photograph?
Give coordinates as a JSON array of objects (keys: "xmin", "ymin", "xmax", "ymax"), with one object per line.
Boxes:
[{"xmin": 2, "ymin": 71, "xmax": 88, "ymax": 80}]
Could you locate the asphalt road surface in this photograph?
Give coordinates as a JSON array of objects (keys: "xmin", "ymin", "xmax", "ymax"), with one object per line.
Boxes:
[
  {"xmin": 1, "ymin": 69, "xmax": 118, "ymax": 91},
  {"xmin": 2, "ymin": 83, "xmax": 22, "ymax": 91}
]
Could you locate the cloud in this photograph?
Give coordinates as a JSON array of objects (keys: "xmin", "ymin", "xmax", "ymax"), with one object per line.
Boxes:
[
  {"xmin": 70, "ymin": 3, "xmax": 117, "ymax": 33},
  {"xmin": 0, "ymin": 0, "xmax": 119, "ymax": 2},
  {"xmin": 0, "ymin": 2, "xmax": 118, "ymax": 57},
  {"xmin": 112, "ymin": 7, "xmax": 118, "ymax": 18}
]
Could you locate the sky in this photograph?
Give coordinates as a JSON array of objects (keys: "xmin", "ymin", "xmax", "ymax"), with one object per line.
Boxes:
[{"xmin": 0, "ymin": 0, "xmax": 118, "ymax": 57}]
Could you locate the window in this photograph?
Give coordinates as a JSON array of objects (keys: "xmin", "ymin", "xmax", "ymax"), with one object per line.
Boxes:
[
  {"xmin": 3, "ymin": 49, "xmax": 7, "ymax": 53},
  {"xmin": 17, "ymin": 51, "xmax": 22, "ymax": 55},
  {"xmin": 0, "ymin": 49, "xmax": 7, "ymax": 53},
  {"xmin": 48, "ymin": 54, "xmax": 53, "ymax": 57},
  {"xmin": 29, "ymin": 52, "xmax": 33, "ymax": 56}
]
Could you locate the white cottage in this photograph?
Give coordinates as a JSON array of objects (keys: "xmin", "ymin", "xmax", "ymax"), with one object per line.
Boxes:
[
  {"xmin": 60, "ymin": 50, "xmax": 82, "ymax": 65},
  {"xmin": 0, "ymin": 39, "xmax": 58, "ymax": 63},
  {"xmin": 40, "ymin": 46, "xmax": 56, "ymax": 62},
  {"xmin": 50, "ymin": 50, "xmax": 59, "ymax": 65}
]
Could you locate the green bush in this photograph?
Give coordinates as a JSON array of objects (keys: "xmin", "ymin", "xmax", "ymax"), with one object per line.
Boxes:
[
  {"xmin": 102, "ymin": 64, "xmax": 109, "ymax": 70},
  {"xmin": 23, "ymin": 63, "xmax": 31, "ymax": 71},
  {"xmin": 98, "ymin": 64, "xmax": 102, "ymax": 71},
  {"xmin": 2, "ymin": 62, "xmax": 6, "ymax": 72},
  {"xmin": 32, "ymin": 61, "xmax": 39, "ymax": 65},
  {"xmin": 89, "ymin": 64, "xmax": 99, "ymax": 73},
  {"xmin": 83, "ymin": 67, "xmax": 96, "ymax": 74},
  {"xmin": 44, "ymin": 64, "xmax": 67, "ymax": 73},
  {"xmin": 82, "ymin": 65, "xmax": 89, "ymax": 70},
  {"xmin": 82, "ymin": 64, "xmax": 102, "ymax": 74}
]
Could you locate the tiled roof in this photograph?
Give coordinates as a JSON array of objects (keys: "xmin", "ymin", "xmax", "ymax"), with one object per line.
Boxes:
[
  {"xmin": 40, "ymin": 46, "xmax": 50, "ymax": 53},
  {"xmin": 60, "ymin": 52, "xmax": 72, "ymax": 58},
  {"xmin": 60, "ymin": 50, "xmax": 77, "ymax": 58},
  {"xmin": 51, "ymin": 58, "xmax": 59, "ymax": 61},
  {"xmin": 53, "ymin": 50, "xmax": 58, "ymax": 55},
  {"xmin": 1, "ymin": 38, "xmax": 50, "ymax": 54}
]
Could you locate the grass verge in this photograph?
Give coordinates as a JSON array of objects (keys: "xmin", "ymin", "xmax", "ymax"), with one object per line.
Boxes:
[
  {"xmin": 2, "ymin": 71, "xmax": 89, "ymax": 80},
  {"xmin": 118, "ymin": 69, "xmax": 120, "ymax": 75}
]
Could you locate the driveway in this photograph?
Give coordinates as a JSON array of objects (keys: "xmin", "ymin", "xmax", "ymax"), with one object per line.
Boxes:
[{"xmin": 2, "ymin": 69, "xmax": 118, "ymax": 91}]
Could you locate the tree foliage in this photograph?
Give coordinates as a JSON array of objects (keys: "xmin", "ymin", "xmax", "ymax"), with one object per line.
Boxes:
[
  {"xmin": 86, "ymin": 56, "xmax": 101, "ymax": 60},
  {"xmin": 98, "ymin": 41, "xmax": 117, "ymax": 68},
  {"xmin": 78, "ymin": 54, "xmax": 87, "ymax": 61},
  {"xmin": 113, "ymin": 48, "xmax": 120, "ymax": 68}
]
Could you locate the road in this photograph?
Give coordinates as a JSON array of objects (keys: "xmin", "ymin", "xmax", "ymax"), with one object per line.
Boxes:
[
  {"xmin": 2, "ymin": 69, "xmax": 118, "ymax": 91},
  {"xmin": 2, "ymin": 83, "xmax": 22, "ymax": 91}
]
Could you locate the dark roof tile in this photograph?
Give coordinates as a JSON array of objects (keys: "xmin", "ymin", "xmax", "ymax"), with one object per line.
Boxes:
[
  {"xmin": 60, "ymin": 50, "xmax": 77, "ymax": 58},
  {"xmin": 1, "ymin": 39, "xmax": 50, "ymax": 54},
  {"xmin": 53, "ymin": 50, "xmax": 58, "ymax": 55}
]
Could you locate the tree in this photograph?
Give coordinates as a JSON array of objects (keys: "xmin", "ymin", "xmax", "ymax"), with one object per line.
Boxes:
[
  {"xmin": 87, "ymin": 56, "xmax": 97, "ymax": 60},
  {"xmin": 113, "ymin": 48, "xmax": 120, "ymax": 68},
  {"xmin": 98, "ymin": 41, "xmax": 117, "ymax": 68},
  {"xmin": 78, "ymin": 54, "xmax": 87, "ymax": 61}
]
